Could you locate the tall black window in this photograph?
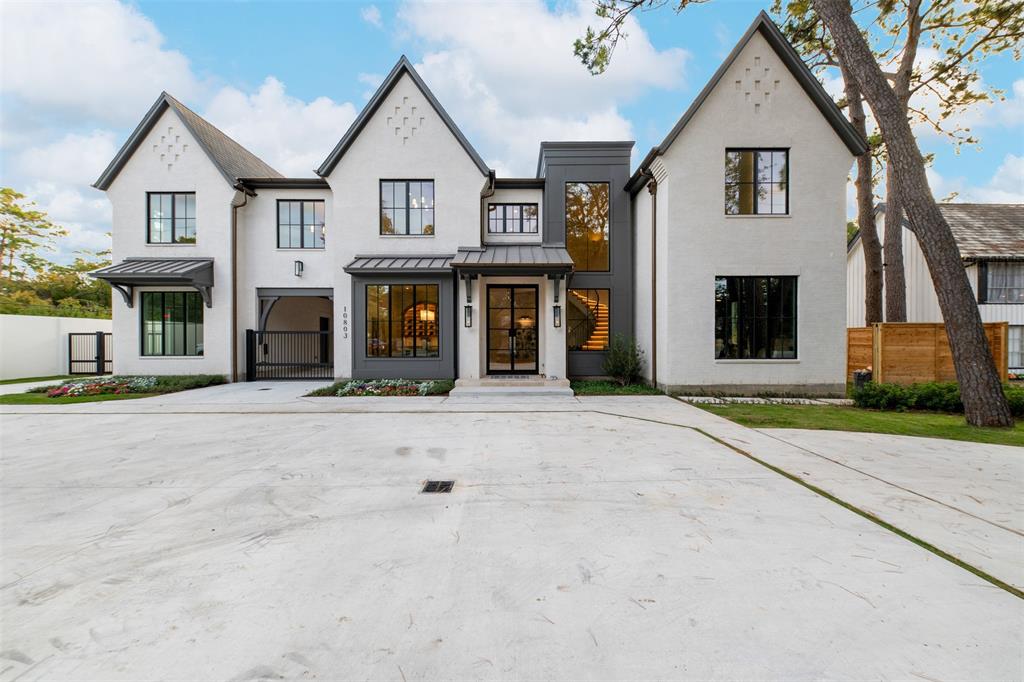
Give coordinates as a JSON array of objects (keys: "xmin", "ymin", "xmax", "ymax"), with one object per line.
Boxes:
[
  {"xmin": 278, "ymin": 200, "xmax": 326, "ymax": 248},
  {"xmin": 381, "ymin": 181, "xmax": 434, "ymax": 235},
  {"xmin": 366, "ymin": 284, "xmax": 439, "ymax": 357},
  {"xmin": 715, "ymin": 276, "xmax": 797, "ymax": 359},
  {"xmin": 148, "ymin": 193, "xmax": 196, "ymax": 243},
  {"xmin": 488, "ymin": 204, "xmax": 539, "ymax": 233},
  {"xmin": 141, "ymin": 291, "xmax": 204, "ymax": 356},
  {"xmin": 724, "ymin": 150, "xmax": 788, "ymax": 215},
  {"xmin": 566, "ymin": 182, "xmax": 610, "ymax": 271}
]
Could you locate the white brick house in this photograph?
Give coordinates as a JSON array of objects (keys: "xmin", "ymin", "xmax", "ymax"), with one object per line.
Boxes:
[{"xmin": 92, "ymin": 12, "xmax": 865, "ymax": 396}]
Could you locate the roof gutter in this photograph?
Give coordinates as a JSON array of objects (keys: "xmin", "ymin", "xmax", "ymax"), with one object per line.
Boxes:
[{"xmin": 479, "ymin": 170, "xmax": 496, "ymax": 244}]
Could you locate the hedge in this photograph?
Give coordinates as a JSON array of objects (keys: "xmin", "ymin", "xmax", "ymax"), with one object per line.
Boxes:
[{"xmin": 852, "ymin": 381, "xmax": 1024, "ymax": 417}]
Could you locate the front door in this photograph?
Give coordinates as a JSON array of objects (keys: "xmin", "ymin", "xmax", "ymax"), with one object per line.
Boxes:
[{"xmin": 487, "ymin": 285, "xmax": 538, "ymax": 374}]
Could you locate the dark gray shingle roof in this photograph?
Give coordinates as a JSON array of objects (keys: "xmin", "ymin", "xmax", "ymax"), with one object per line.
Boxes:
[
  {"xmin": 939, "ymin": 204, "xmax": 1024, "ymax": 261},
  {"xmin": 93, "ymin": 93, "xmax": 281, "ymax": 190}
]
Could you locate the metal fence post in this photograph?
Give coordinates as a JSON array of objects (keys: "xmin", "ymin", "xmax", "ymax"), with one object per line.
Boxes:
[
  {"xmin": 95, "ymin": 330, "xmax": 106, "ymax": 376},
  {"xmin": 245, "ymin": 329, "xmax": 256, "ymax": 381}
]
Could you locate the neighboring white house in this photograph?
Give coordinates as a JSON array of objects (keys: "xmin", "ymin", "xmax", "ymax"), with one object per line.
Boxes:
[
  {"xmin": 91, "ymin": 11, "xmax": 864, "ymax": 396},
  {"xmin": 847, "ymin": 203, "xmax": 1024, "ymax": 370}
]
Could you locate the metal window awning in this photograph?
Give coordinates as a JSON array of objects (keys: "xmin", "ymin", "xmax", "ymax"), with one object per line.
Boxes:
[
  {"xmin": 90, "ymin": 258, "xmax": 214, "ymax": 308},
  {"xmin": 450, "ymin": 245, "xmax": 575, "ymax": 275},
  {"xmin": 343, "ymin": 254, "xmax": 454, "ymax": 275}
]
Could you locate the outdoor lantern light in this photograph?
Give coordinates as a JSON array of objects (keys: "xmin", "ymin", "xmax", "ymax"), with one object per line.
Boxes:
[
  {"xmin": 553, "ymin": 304, "xmax": 562, "ymax": 328},
  {"xmin": 294, "ymin": 260, "xmax": 304, "ymax": 277},
  {"xmin": 464, "ymin": 304, "xmax": 472, "ymax": 327}
]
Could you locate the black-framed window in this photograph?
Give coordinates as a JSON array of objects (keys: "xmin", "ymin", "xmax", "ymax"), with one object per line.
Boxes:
[
  {"xmin": 981, "ymin": 262, "xmax": 1024, "ymax": 303},
  {"xmin": 566, "ymin": 182, "xmax": 610, "ymax": 271},
  {"xmin": 567, "ymin": 288, "xmax": 610, "ymax": 351},
  {"xmin": 277, "ymin": 200, "xmax": 326, "ymax": 249},
  {"xmin": 148, "ymin": 192, "xmax": 196, "ymax": 243},
  {"xmin": 715, "ymin": 276, "xmax": 797, "ymax": 359},
  {"xmin": 141, "ymin": 291, "xmax": 204, "ymax": 356},
  {"xmin": 488, "ymin": 204, "xmax": 539, "ymax": 233},
  {"xmin": 381, "ymin": 180, "xmax": 434, "ymax": 235},
  {"xmin": 724, "ymin": 149, "xmax": 788, "ymax": 215},
  {"xmin": 366, "ymin": 284, "xmax": 439, "ymax": 357}
]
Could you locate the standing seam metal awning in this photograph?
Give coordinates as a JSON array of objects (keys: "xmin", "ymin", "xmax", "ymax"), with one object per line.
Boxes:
[
  {"xmin": 449, "ymin": 245, "xmax": 575, "ymax": 273},
  {"xmin": 343, "ymin": 254, "xmax": 454, "ymax": 275},
  {"xmin": 90, "ymin": 258, "xmax": 214, "ymax": 308}
]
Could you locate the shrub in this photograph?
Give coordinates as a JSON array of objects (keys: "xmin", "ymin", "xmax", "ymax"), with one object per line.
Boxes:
[
  {"xmin": 853, "ymin": 381, "xmax": 1022, "ymax": 418},
  {"xmin": 38, "ymin": 374, "xmax": 225, "ymax": 398},
  {"xmin": 334, "ymin": 378, "xmax": 452, "ymax": 397},
  {"xmin": 602, "ymin": 334, "xmax": 645, "ymax": 386}
]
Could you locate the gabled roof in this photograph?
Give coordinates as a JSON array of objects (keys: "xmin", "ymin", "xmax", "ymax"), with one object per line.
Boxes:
[
  {"xmin": 850, "ymin": 203, "xmax": 1024, "ymax": 261},
  {"xmin": 93, "ymin": 93, "xmax": 282, "ymax": 190},
  {"xmin": 316, "ymin": 56, "xmax": 490, "ymax": 178},
  {"xmin": 627, "ymin": 11, "xmax": 867, "ymax": 193}
]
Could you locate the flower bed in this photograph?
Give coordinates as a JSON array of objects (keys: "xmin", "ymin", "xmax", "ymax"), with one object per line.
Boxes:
[
  {"xmin": 46, "ymin": 376, "xmax": 157, "ymax": 398},
  {"xmin": 335, "ymin": 379, "xmax": 451, "ymax": 397}
]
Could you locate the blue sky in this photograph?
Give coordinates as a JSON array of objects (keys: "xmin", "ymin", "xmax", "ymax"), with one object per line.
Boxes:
[{"xmin": 1, "ymin": 0, "xmax": 1021, "ymax": 261}]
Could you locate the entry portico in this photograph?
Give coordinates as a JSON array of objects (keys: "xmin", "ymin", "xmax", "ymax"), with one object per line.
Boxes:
[{"xmin": 452, "ymin": 245, "xmax": 573, "ymax": 382}]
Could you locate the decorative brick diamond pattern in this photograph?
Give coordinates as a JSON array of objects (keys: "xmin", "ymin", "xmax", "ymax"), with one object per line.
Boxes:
[
  {"xmin": 385, "ymin": 96, "xmax": 426, "ymax": 145},
  {"xmin": 152, "ymin": 125, "xmax": 188, "ymax": 171}
]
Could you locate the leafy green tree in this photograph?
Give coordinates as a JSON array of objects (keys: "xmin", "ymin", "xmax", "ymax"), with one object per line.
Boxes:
[
  {"xmin": 574, "ymin": 0, "xmax": 1015, "ymax": 426},
  {"xmin": 0, "ymin": 188, "xmax": 67, "ymax": 280}
]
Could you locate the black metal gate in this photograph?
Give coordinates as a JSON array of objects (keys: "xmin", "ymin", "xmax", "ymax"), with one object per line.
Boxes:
[
  {"xmin": 245, "ymin": 329, "xmax": 333, "ymax": 380},
  {"xmin": 68, "ymin": 332, "xmax": 113, "ymax": 375}
]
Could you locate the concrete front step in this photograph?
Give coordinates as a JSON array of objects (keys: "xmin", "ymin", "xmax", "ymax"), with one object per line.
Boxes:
[{"xmin": 449, "ymin": 377, "xmax": 575, "ymax": 397}]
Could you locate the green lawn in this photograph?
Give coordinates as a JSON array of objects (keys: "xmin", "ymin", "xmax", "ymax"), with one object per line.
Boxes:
[
  {"xmin": 696, "ymin": 402, "xmax": 1024, "ymax": 447},
  {"xmin": 571, "ymin": 380, "xmax": 663, "ymax": 396},
  {"xmin": 0, "ymin": 374, "xmax": 76, "ymax": 386},
  {"xmin": 0, "ymin": 392, "xmax": 159, "ymax": 405}
]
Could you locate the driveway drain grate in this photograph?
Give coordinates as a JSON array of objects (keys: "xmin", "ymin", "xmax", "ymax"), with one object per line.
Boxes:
[{"xmin": 421, "ymin": 480, "xmax": 454, "ymax": 494}]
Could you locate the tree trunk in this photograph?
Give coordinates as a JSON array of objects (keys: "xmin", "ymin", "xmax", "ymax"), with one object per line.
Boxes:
[
  {"xmin": 841, "ymin": 64, "xmax": 883, "ymax": 324},
  {"xmin": 884, "ymin": 162, "xmax": 908, "ymax": 321},
  {"xmin": 814, "ymin": 0, "xmax": 1013, "ymax": 427}
]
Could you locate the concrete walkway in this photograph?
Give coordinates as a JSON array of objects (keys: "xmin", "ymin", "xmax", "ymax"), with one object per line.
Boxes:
[{"xmin": 1, "ymin": 389, "xmax": 1021, "ymax": 679}]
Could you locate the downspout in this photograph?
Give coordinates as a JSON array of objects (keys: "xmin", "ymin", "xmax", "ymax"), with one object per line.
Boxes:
[
  {"xmin": 641, "ymin": 169, "xmax": 658, "ymax": 389},
  {"xmin": 479, "ymin": 170, "xmax": 496, "ymax": 244},
  {"xmin": 230, "ymin": 186, "xmax": 251, "ymax": 382}
]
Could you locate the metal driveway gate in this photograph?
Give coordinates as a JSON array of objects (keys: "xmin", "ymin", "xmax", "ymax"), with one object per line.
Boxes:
[
  {"xmin": 245, "ymin": 329, "xmax": 333, "ymax": 380},
  {"xmin": 68, "ymin": 331, "xmax": 113, "ymax": 375}
]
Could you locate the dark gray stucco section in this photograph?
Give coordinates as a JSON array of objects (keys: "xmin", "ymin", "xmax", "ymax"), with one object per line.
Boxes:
[
  {"xmin": 350, "ymin": 274, "xmax": 456, "ymax": 380},
  {"xmin": 537, "ymin": 142, "xmax": 634, "ymax": 377}
]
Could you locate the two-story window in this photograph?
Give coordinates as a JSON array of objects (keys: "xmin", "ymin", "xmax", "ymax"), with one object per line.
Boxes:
[
  {"xmin": 488, "ymin": 204, "xmax": 539, "ymax": 233},
  {"xmin": 381, "ymin": 180, "xmax": 434, "ymax": 235},
  {"xmin": 715, "ymin": 276, "xmax": 797, "ymax": 359},
  {"xmin": 278, "ymin": 200, "xmax": 326, "ymax": 249},
  {"xmin": 566, "ymin": 182, "xmax": 610, "ymax": 271},
  {"xmin": 724, "ymin": 149, "xmax": 788, "ymax": 215},
  {"xmin": 141, "ymin": 291, "xmax": 204, "ymax": 356},
  {"xmin": 148, "ymin": 192, "xmax": 196, "ymax": 243}
]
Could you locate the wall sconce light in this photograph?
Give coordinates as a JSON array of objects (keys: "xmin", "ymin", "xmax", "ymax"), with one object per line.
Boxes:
[
  {"xmin": 553, "ymin": 304, "xmax": 562, "ymax": 328},
  {"xmin": 464, "ymin": 304, "xmax": 472, "ymax": 328},
  {"xmin": 294, "ymin": 260, "xmax": 304, "ymax": 277}
]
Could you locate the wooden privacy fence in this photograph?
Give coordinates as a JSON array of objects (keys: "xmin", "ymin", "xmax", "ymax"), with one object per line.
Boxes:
[{"xmin": 847, "ymin": 322, "xmax": 1009, "ymax": 385}]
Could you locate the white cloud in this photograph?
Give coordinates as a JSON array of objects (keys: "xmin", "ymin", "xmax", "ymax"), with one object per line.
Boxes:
[
  {"xmin": 14, "ymin": 131, "xmax": 119, "ymax": 187},
  {"xmin": 398, "ymin": 0, "xmax": 688, "ymax": 174},
  {"xmin": 0, "ymin": 0, "xmax": 202, "ymax": 127},
  {"xmin": 358, "ymin": 72, "xmax": 385, "ymax": 100},
  {"xmin": 201, "ymin": 77, "xmax": 358, "ymax": 177},
  {"xmin": 928, "ymin": 154, "xmax": 1024, "ymax": 203},
  {"xmin": 361, "ymin": 5, "xmax": 383, "ymax": 28}
]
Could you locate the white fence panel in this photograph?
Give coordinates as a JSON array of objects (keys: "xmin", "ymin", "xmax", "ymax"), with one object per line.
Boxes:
[{"xmin": 0, "ymin": 315, "xmax": 113, "ymax": 380}]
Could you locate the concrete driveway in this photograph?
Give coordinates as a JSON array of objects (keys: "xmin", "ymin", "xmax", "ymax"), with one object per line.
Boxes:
[{"xmin": 1, "ymin": 390, "xmax": 1021, "ymax": 680}]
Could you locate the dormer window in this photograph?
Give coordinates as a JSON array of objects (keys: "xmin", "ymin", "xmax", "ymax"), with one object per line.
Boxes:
[
  {"xmin": 381, "ymin": 180, "xmax": 434, "ymax": 235},
  {"xmin": 488, "ymin": 204, "xmax": 539, "ymax": 233},
  {"xmin": 148, "ymin": 192, "xmax": 196, "ymax": 243}
]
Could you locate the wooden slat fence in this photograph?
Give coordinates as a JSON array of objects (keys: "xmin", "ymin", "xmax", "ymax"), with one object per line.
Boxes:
[{"xmin": 847, "ymin": 322, "xmax": 1008, "ymax": 385}]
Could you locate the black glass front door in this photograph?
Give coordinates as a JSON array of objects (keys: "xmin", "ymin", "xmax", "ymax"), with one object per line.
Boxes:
[{"xmin": 487, "ymin": 286, "xmax": 538, "ymax": 374}]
